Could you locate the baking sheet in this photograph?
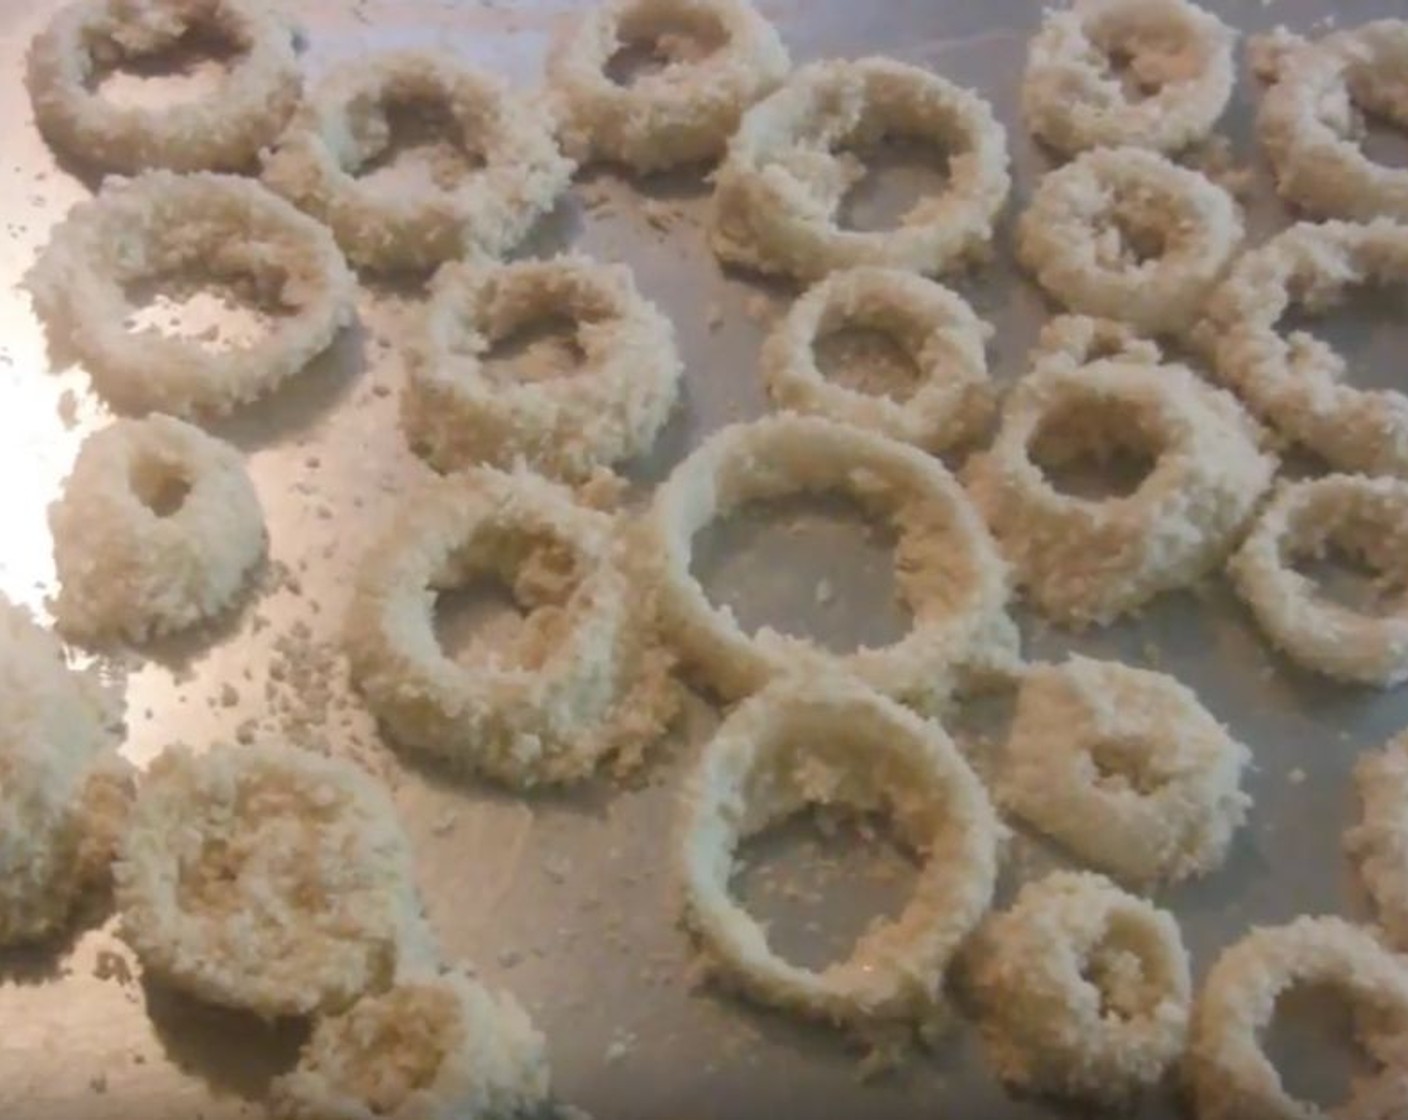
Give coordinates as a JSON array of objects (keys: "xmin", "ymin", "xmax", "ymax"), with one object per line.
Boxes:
[{"xmin": 1, "ymin": 0, "xmax": 1407, "ymax": 1116}]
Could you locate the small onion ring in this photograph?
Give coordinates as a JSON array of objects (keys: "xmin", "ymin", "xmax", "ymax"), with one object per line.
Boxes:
[
  {"xmin": 49, "ymin": 415, "xmax": 266, "ymax": 644},
  {"xmin": 1346, "ymin": 731, "xmax": 1408, "ymax": 951},
  {"xmin": 680, "ymin": 673, "xmax": 1000, "ymax": 1028},
  {"xmin": 402, "ymin": 255, "xmax": 682, "ymax": 481},
  {"xmin": 26, "ymin": 0, "xmax": 301, "ymax": 173},
  {"xmin": 968, "ymin": 870, "xmax": 1191, "ymax": 1105},
  {"xmin": 1228, "ymin": 474, "xmax": 1408, "ymax": 688},
  {"xmin": 1016, "ymin": 146, "xmax": 1242, "ymax": 334},
  {"xmin": 759, "ymin": 266, "xmax": 995, "ymax": 452},
  {"xmin": 547, "ymin": 0, "xmax": 789, "ymax": 173},
  {"xmin": 711, "ymin": 57, "xmax": 1011, "ymax": 281}
]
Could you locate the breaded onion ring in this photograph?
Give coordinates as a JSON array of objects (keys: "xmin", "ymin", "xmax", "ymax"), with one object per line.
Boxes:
[
  {"xmin": 643, "ymin": 413, "xmax": 1015, "ymax": 710},
  {"xmin": 680, "ymin": 674, "xmax": 1000, "ymax": 1028},
  {"xmin": 1016, "ymin": 147, "xmax": 1241, "ymax": 334},
  {"xmin": 346, "ymin": 467, "xmax": 679, "ymax": 787},
  {"xmin": 115, "ymin": 742, "xmax": 427, "ymax": 1018},
  {"xmin": 711, "ymin": 57, "xmax": 1011, "ymax": 281},
  {"xmin": 547, "ymin": 0, "xmax": 789, "ymax": 173},
  {"xmin": 968, "ymin": 871, "xmax": 1191, "ymax": 1105},
  {"xmin": 1030, "ymin": 313, "xmax": 1163, "ymax": 373},
  {"xmin": 1023, "ymin": 0, "xmax": 1236, "ymax": 157},
  {"xmin": 27, "ymin": 171, "xmax": 355, "ymax": 418},
  {"xmin": 26, "ymin": 0, "xmax": 300, "ymax": 173},
  {"xmin": 262, "ymin": 50, "xmax": 573, "ymax": 272},
  {"xmin": 270, "ymin": 969, "xmax": 550, "ymax": 1120},
  {"xmin": 1229, "ymin": 474, "xmax": 1408, "ymax": 688},
  {"xmin": 1198, "ymin": 219, "xmax": 1408, "ymax": 478},
  {"xmin": 1187, "ymin": 916, "xmax": 1408, "ymax": 1120},
  {"xmin": 997, "ymin": 657, "xmax": 1251, "ymax": 886},
  {"xmin": 759, "ymin": 266, "xmax": 995, "ymax": 452},
  {"xmin": 402, "ymin": 255, "xmax": 681, "ymax": 481},
  {"xmin": 1258, "ymin": 21, "xmax": 1408, "ymax": 221},
  {"xmin": 49, "ymin": 415, "xmax": 265, "ymax": 644},
  {"xmin": 1346, "ymin": 732, "xmax": 1408, "ymax": 951},
  {"xmin": 964, "ymin": 357, "xmax": 1274, "ymax": 627}
]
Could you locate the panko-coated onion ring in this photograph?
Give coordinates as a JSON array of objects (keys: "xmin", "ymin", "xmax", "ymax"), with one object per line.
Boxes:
[
  {"xmin": 115, "ymin": 742, "xmax": 427, "ymax": 1018},
  {"xmin": 759, "ymin": 266, "xmax": 995, "ymax": 452},
  {"xmin": 262, "ymin": 50, "xmax": 573, "ymax": 272},
  {"xmin": 968, "ymin": 871, "xmax": 1191, "ymax": 1105},
  {"xmin": 997, "ymin": 657, "xmax": 1251, "ymax": 886},
  {"xmin": 1346, "ymin": 732, "xmax": 1408, "ymax": 951},
  {"xmin": 964, "ymin": 357, "xmax": 1274, "ymax": 627},
  {"xmin": 711, "ymin": 57, "xmax": 1011, "ymax": 281},
  {"xmin": 346, "ymin": 467, "xmax": 679, "ymax": 787},
  {"xmin": 1016, "ymin": 146, "xmax": 1242, "ymax": 334},
  {"xmin": 1187, "ymin": 916, "xmax": 1408, "ymax": 1120},
  {"xmin": 547, "ymin": 0, "xmax": 789, "ymax": 173},
  {"xmin": 49, "ymin": 415, "xmax": 266, "ymax": 644},
  {"xmin": 1031, "ymin": 314, "xmax": 1164, "ymax": 373},
  {"xmin": 1022, "ymin": 0, "xmax": 1236, "ymax": 157},
  {"xmin": 270, "ymin": 969, "xmax": 550, "ymax": 1120},
  {"xmin": 680, "ymin": 674, "xmax": 1000, "ymax": 1028},
  {"xmin": 27, "ymin": 171, "xmax": 355, "ymax": 418},
  {"xmin": 1229, "ymin": 474, "xmax": 1408, "ymax": 688},
  {"xmin": 643, "ymin": 413, "xmax": 1015, "ymax": 711},
  {"xmin": 402, "ymin": 255, "xmax": 682, "ymax": 481},
  {"xmin": 26, "ymin": 0, "xmax": 300, "ymax": 173}
]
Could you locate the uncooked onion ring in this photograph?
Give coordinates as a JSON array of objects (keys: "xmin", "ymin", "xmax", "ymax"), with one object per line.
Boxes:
[
  {"xmin": 49, "ymin": 415, "xmax": 266, "ymax": 644},
  {"xmin": 402, "ymin": 255, "xmax": 682, "ymax": 481},
  {"xmin": 262, "ymin": 49, "xmax": 573, "ymax": 272},
  {"xmin": 711, "ymin": 57, "xmax": 1011, "ymax": 281},
  {"xmin": 997, "ymin": 657, "xmax": 1251, "ymax": 886},
  {"xmin": 1229, "ymin": 474, "xmax": 1408, "ymax": 688},
  {"xmin": 680, "ymin": 673, "xmax": 1000, "ymax": 1028},
  {"xmin": 26, "ymin": 0, "xmax": 301, "ymax": 173},
  {"xmin": 963, "ymin": 357, "xmax": 1274, "ymax": 627},
  {"xmin": 968, "ymin": 870, "xmax": 1191, "ymax": 1105},
  {"xmin": 1346, "ymin": 732, "xmax": 1408, "ymax": 951},
  {"xmin": 1030, "ymin": 314, "xmax": 1164, "ymax": 373},
  {"xmin": 759, "ymin": 266, "xmax": 995, "ymax": 452},
  {"xmin": 1016, "ymin": 146, "xmax": 1241, "ymax": 334},
  {"xmin": 547, "ymin": 0, "xmax": 789, "ymax": 173}
]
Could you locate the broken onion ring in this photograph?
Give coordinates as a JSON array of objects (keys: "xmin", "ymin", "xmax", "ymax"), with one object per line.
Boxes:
[{"xmin": 1346, "ymin": 731, "xmax": 1408, "ymax": 951}]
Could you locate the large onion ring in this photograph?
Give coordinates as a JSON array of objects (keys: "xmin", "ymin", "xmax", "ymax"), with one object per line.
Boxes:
[
  {"xmin": 262, "ymin": 50, "xmax": 573, "ymax": 272},
  {"xmin": 49, "ymin": 415, "xmax": 266, "ymax": 644},
  {"xmin": 997, "ymin": 657, "xmax": 1251, "ymax": 886},
  {"xmin": 1187, "ymin": 916, "xmax": 1408, "ymax": 1120},
  {"xmin": 26, "ymin": 0, "xmax": 300, "ymax": 173},
  {"xmin": 1346, "ymin": 732, "xmax": 1408, "ymax": 951},
  {"xmin": 759, "ymin": 266, "xmax": 995, "ymax": 452},
  {"xmin": 547, "ymin": 0, "xmax": 789, "ymax": 173},
  {"xmin": 1229, "ymin": 474, "xmax": 1408, "ymax": 688},
  {"xmin": 346, "ymin": 467, "xmax": 679, "ymax": 787},
  {"xmin": 968, "ymin": 871, "xmax": 1191, "ymax": 1105},
  {"xmin": 642, "ymin": 413, "xmax": 1015, "ymax": 710},
  {"xmin": 711, "ymin": 57, "xmax": 1011, "ymax": 281},
  {"xmin": 963, "ymin": 357, "xmax": 1274, "ymax": 627},
  {"xmin": 1016, "ymin": 146, "xmax": 1241, "ymax": 334},
  {"xmin": 402, "ymin": 255, "xmax": 682, "ymax": 481},
  {"xmin": 680, "ymin": 674, "xmax": 1000, "ymax": 1028}
]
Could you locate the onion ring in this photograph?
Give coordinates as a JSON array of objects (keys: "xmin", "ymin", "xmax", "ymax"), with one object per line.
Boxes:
[
  {"xmin": 642, "ymin": 413, "xmax": 1015, "ymax": 710},
  {"xmin": 1187, "ymin": 916, "xmax": 1408, "ymax": 1120},
  {"xmin": 759, "ymin": 266, "xmax": 995, "ymax": 452},
  {"xmin": 1016, "ymin": 146, "xmax": 1242, "ymax": 334},
  {"xmin": 49, "ymin": 415, "xmax": 266, "ymax": 644},
  {"xmin": 996, "ymin": 656, "xmax": 1251, "ymax": 886},
  {"xmin": 711, "ymin": 57, "xmax": 1011, "ymax": 281},
  {"xmin": 346, "ymin": 467, "xmax": 679, "ymax": 787},
  {"xmin": 26, "ymin": 0, "xmax": 301, "ymax": 174},
  {"xmin": 402, "ymin": 255, "xmax": 682, "ymax": 481},
  {"xmin": 1346, "ymin": 732, "xmax": 1408, "ymax": 951},
  {"xmin": 1228, "ymin": 474, "xmax": 1408, "ymax": 688},
  {"xmin": 262, "ymin": 50, "xmax": 573, "ymax": 272},
  {"xmin": 547, "ymin": 0, "xmax": 789, "ymax": 173},
  {"xmin": 968, "ymin": 870, "xmax": 1191, "ymax": 1105},
  {"xmin": 679, "ymin": 673, "xmax": 1000, "ymax": 1028},
  {"xmin": 1030, "ymin": 313, "xmax": 1164, "ymax": 373},
  {"xmin": 963, "ymin": 357, "xmax": 1274, "ymax": 627},
  {"xmin": 115, "ymin": 742, "xmax": 427, "ymax": 1018},
  {"xmin": 1022, "ymin": 0, "xmax": 1236, "ymax": 157}
]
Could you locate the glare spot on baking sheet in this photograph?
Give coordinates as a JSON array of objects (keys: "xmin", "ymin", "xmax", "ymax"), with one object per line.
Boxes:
[{"xmin": 122, "ymin": 281, "xmax": 276, "ymax": 353}]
